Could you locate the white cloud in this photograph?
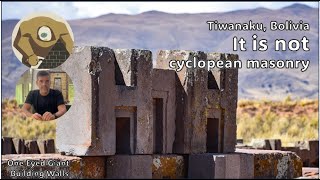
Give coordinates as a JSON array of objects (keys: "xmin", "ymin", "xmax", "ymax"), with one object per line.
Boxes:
[
  {"xmin": 2, "ymin": 2, "xmax": 318, "ymax": 20},
  {"xmin": 2, "ymin": 2, "xmax": 78, "ymax": 20}
]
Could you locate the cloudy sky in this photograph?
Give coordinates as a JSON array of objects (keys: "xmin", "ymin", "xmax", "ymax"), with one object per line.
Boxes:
[{"xmin": 2, "ymin": 2, "xmax": 318, "ymax": 20}]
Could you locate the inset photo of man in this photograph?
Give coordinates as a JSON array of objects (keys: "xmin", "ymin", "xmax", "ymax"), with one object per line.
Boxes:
[{"xmin": 16, "ymin": 69, "xmax": 74, "ymax": 121}]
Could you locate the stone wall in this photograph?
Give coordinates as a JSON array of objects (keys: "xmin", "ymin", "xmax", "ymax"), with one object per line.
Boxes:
[
  {"xmin": 2, "ymin": 150, "xmax": 303, "ymax": 179},
  {"xmin": 2, "ymin": 137, "xmax": 55, "ymax": 155},
  {"xmin": 56, "ymin": 47, "xmax": 238, "ymax": 156},
  {"xmin": 2, "ymin": 46, "xmax": 307, "ymax": 179},
  {"xmin": 237, "ymin": 139, "xmax": 319, "ymax": 167}
]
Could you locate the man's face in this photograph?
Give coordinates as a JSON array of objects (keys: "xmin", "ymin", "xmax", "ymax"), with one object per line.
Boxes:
[{"xmin": 36, "ymin": 75, "xmax": 50, "ymax": 95}]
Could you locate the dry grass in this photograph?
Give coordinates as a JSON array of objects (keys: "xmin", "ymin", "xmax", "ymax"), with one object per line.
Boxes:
[
  {"xmin": 237, "ymin": 97, "xmax": 318, "ymax": 146},
  {"xmin": 2, "ymin": 97, "xmax": 318, "ymax": 146},
  {"xmin": 2, "ymin": 99, "xmax": 56, "ymax": 140}
]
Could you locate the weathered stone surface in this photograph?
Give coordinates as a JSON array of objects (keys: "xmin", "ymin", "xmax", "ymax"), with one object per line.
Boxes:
[
  {"xmin": 188, "ymin": 153, "xmax": 253, "ymax": 179},
  {"xmin": 225, "ymin": 154, "xmax": 241, "ymax": 178},
  {"xmin": 157, "ymin": 50, "xmax": 208, "ymax": 154},
  {"xmin": 223, "ymin": 123, "xmax": 237, "ymax": 153},
  {"xmin": 248, "ymin": 139, "xmax": 282, "ymax": 150},
  {"xmin": 269, "ymin": 139, "xmax": 282, "ymax": 150},
  {"xmin": 299, "ymin": 149, "xmax": 311, "ymax": 167},
  {"xmin": 308, "ymin": 140, "xmax": 319, "ymax": 167},
  {"xmin": 25, "ymin": 140, "xmax": 40, "ymax": 154},
  {"xmin": 2, "ymin": 138, "xmax": 4, "ymax": 154},
  {"xmin": 213, "ymin": 54, "xmax": 238, "ymax": 153},
  {"xmin": 80, "ymin": 157, "xmax": 106, "ymax": 179},
  {"xmin": 1, "ymin": 154, "xmax": 105, "ymax": 179},
  {"xmin": 57, "ymin": 47, "xmax": 154, "ymax": 155},
  {"xmin": 56, "ymin": 46, "xmax": 96, "ymax": 155},
  {"xmin": 302, "ymin": 167, "xmax": 319, "ymax": 179},
  {"xmin": 238, "ymin": 153, "xmax": 254, "ymax": 179},
  {"xmin": 152, "ymin": 155, "xmax": 185, "ymax": 179},
  {"xmin": 2, "ymin": 137, "xmax": 15, "ymax": 155},
  {"xmin": 132, "ymin": 50, "xmax": 153, "ymax": 154},
  {"xmin": 282, "ymin": 141, "xmax": 318, "ymax": 167},
  {"xmin": 106, "ymin": 155, "xmax": 152, "ymax": 178},
  {"xmin": 46, "ymin": 139, "xmax": 56, "ymax": 153},
  {"xmin": 112, "ymin": 49, "xmax": 154, "ymax": 154},
  {"xmin": 295, "ymin": 141, "xmax": 309, "ymax": 150},
  {"xmin": 236, "ymin": 148, "xmax": 303, "ymax": 179},
  {"xmin": 114, "ymin": 49, "xmax": 137, "ymax": 86},
  {"xmin": 96, "ymin": 47, "xmax": 117, "ymax": 155},
  {"xmin": 12, "ymin": 138, "xmax": 26, "ymax": 154},
  {"xmin": 156, "ymin": 51, "xmax": 238, "ymax": 154},
  {"xmin": 56, "ymin": 47, "xmax": 238, "ymax": 156},
  {"xmin": 281, "ymin": 146, "xmax": 299, "ymax": 152},
  {"xmin": 188, "ymin": 154, "xmax": 216, "ymax": 179},
  {"xmin": 250, "ymin": 139, "xmax": 271, "ymax": 150},
  {"xmin": 152, "ymin": 69, "xmax": 176, "ymax": 154},
  {"xmin": 213, "ymin": 155, "xmax": 226, "ymax": 179},
  {"xmin": 37, "ymin": 139, "xmax": 56, "ymax": 154},
  {"xmin": 106, "ymin": 155, "xmax": 185, "ymax": 179},
  {"xmin": 156, "ymin": 50, "xmax": 207, "ymax": 154},
  {"xmin": 37, "ymin": 140, "xmax": 46, "ymax": 154}
]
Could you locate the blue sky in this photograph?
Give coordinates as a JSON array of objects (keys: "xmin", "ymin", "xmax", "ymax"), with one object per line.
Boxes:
[{"xmin": 2, "ymin": 2, "xmax": 319, "ymax": 20}]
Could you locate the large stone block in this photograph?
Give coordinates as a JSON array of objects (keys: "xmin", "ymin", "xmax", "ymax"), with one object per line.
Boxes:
[
  {"xmin": 37, "ymin": 139, "xmax": 56, "ymax": 154},
  {"xmin": 295, "ymin": 141, "xmax": 309, "ymax": 150},
  {"xmin": 308, "ymin": 140, "xmax": 319, "ymax": 167},
  {"xmin": 188, "ymin": 153, "xmax": 253, "ymax": 179},
  {"xmin": 238, "ymin": 153, "xmax": 254, "ymax": 179},
  {"xmin": 223, "ymin": 123, "xmax": 237, "ymax": 153},
  {"xmin": 133, "ymin": 50, "xmax": 153, "ymax": 154},
  {"xmin": 25, "ymin": 140, "xmax": 40, "ymax": 154},
  {"xmin": 46, "ymin": 139, "xmax": 56, "ymax": 153},
  {"xmin": 213, "ymin": 155, "xmax": 227, "ymax": 179},
  {"xmin": 112, "ymin": 49, "xmax": 154, "ymax": 154},
  {"xmin": 236, "ymin": 148, "xmax": 303, "ymax": 179},
  {"xmin": 225, "ymin": 154, "xmax": 241, "ymax": 178},
  {"xmin": 106, "ymin": 155, "xmax": 186, "ymax": 179},
  {"xmin": 152, "ymin": 155, "xmax": 186, "ymax": 179},
  {"xmin": 250, "ymin": 139, "xmax": 272, "ymax": 150},
  {"xmin": 56, "ymin": 46, "xmax": 101, "ymax": 156},
  {"xmin": 156, "ymin": 50, "xmax": 238, "ymax": 154},
  {"xmin": 152, "ymin": 69, "xmax": 176, "ymax": 154},
  {"xmin": 12, "ymin": 138, "xmax": 26, "ymax": 154},
  {"xmin": 268, "ymin": 139, "xmax": 282, "ymax": 150},
  {"xmin": 106, "ymin": 155, "xmax": 152, "ymax": 178},
  {"xmin": 206, "ymin": 53, "xmax": 225, "ymax": 91},
  {"xmin": 2, "ymin": 137, "xmax": 15, "ymax": 155},
  {"xmin": 188, "ymin": 154, "xmax": 218, "ymax": 179},
  {"xmin": 37, "ymin": 140, "xmax": 47, "ymax": 154},
  {"xmin": 56, "ymin": 47, "xmax": 238, "ymax": 156},
  {"xmin": 57, "ymin": 46, "xmax": 155, "ymax": 155},
  {"xmin": 1, "ymin": 154, "xmax": 106, "ymax": 179},
  {"xmin": 298, "ymin": 149, "xmax": 311, "ymax": 167},
  {"xmin": 225, "ymin": 153, "xmax": 254, "ymax": 179},
  {"xmin": 302, "ymin": 167, "xmax": 319, "ymax": 179},
  {"xmin": 114, "ymin": 49, "xmax": 137, "ymax": 86},
  {"xmin": 157, "ymin": 50, "xmax": 208, "ymax": 154}
]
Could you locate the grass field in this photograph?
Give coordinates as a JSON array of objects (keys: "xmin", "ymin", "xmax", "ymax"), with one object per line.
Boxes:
[
  {"xmin": 237, "ymin": 97, "xmax": 318, "ymax": 146},
  {"xmin": 2, "ymin": 99, "xmax": 56, "ymax": 140},
  {"xmin": 2, "ymin": 98, "xmax": 318, "ymax": 146}
]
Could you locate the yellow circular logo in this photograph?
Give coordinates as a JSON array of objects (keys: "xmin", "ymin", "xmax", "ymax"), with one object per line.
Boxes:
[{"xmin": 12, "ymin": 12, "xmax": 74, "ymax": 69}]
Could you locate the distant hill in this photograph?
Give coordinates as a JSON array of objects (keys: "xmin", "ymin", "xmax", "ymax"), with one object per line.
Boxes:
[{"xmin": 2, "ymin": 4, "xmax": 318, "ymax": 100}]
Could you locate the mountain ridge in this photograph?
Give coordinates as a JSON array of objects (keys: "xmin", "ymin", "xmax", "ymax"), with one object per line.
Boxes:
[{"xmin": 2, "ymin": 4, "xmax": 318, "ymax": 100}]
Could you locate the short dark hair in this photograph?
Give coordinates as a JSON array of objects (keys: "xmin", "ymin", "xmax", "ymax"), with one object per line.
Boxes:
[{"xmin": 36, "ymin": 70, "xmax": 50, "ymax": 79}]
